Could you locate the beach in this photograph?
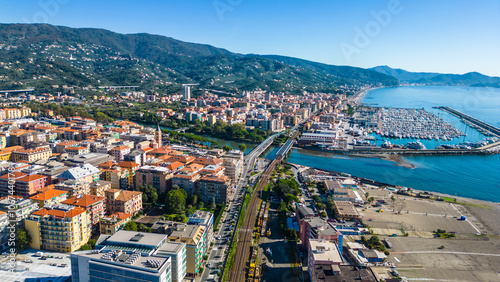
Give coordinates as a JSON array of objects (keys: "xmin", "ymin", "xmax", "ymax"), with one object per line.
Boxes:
[{"xmin": 350, "ymin": 86, "xmax": 383, "ymax": 104}]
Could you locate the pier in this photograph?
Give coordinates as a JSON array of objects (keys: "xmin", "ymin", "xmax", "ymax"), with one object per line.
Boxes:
[
  {"xmin": 435, "ymin": 106, "xmax": 500, "ymax": 137},
  {"xmin": 293, "ymin": 146, "xmax": 500, "ymax": 156}
]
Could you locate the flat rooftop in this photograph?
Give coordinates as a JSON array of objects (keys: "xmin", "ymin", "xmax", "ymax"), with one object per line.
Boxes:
[
  {"xmin": 304, "ymin": 217, "xmax": 339, "ymax": 236},
  {"xmin": 309, "ymin": 239, "xmax": 342, "ymax": 264},
  {"xmin": 73, "ymin": 250, "xmax": 170, "ymax": 273},
  {"xmin": 104, "ymin": 230, "xmax": 168, "ymax": 249},
  {"xmin": 157, "ymin": 241, "xmax": 185, "ymax": 254},
  {"xmin": 333, "ymin": 201, "xmax": 360, "ymax": 217},
  {"xmin": 0, "ymin": 249, "xmax": 71, "ymax": 282}
]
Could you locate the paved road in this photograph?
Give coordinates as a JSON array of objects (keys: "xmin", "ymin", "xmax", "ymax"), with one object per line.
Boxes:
[{"xmin": 200, "ymin": 136, "xmax": 277, "ymax": 281}]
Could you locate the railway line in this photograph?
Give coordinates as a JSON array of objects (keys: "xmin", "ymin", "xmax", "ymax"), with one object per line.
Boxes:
[{"xmin": 228, "ymin": 157, "xmax": 280, "ymax": 282}]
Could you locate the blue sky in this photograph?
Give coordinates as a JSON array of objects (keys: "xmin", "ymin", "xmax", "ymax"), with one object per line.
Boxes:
[{"xmin": 1, "ymin": 0, "xmax": 499, "ymax": 76}]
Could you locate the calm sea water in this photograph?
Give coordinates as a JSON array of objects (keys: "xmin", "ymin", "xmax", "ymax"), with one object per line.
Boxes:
[{"xmin": 267, "ymin": 86, "xmax": 500, "ymax": 202}]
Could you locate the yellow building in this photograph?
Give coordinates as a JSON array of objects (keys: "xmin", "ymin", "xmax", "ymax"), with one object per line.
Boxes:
[
  {"xmin": 167, "ymin": 224, "xmax": 206, "ymax": 277},
  {"xmin": 25, "ymin": 205, "xmax": 90, "ymax": 252},
  {"xmin": 0, "ymin": 145, "xmax": 23, "ymax": 161},
  {"xmin": 5, "ymin": 108, "xmax": 22, "ymax": 119},
  {"xmin": 21, "ymin": 107, "xmax": 32, "ymax": 117},
  {"xmin": 100, "ymin": 167, "xmax": 129, "ymax": 190},
  {"xmin": 116, "ymin": 161, "xmax": 140, "ymax": 189},
  {"xmin": 11, "ymin": 147, "xmax": 52, "ymax": 162},
  {"xmin": 207, "ymin": 115, "xmax": 217, "ymax": 125}
]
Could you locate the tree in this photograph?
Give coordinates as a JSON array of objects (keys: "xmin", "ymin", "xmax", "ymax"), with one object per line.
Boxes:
[
  {"xmin": 326, "ymin": 196, "xmax": 334, "ymax": 209},
  {"xmin": 222, "ymin": 145, "xmax": 233, "ymax": 152},
  {"xmin": 16, "ymin": 227, "xmax": 31, "ymax": 251},
  {"xmin": 124, "ymin": 221, "xmax": 138, "ymax": 231},
  {"xmin": 368, "ymin": 197, "xmax": 375, "ymax": 204},
  {"xmin": 165, "ymin": 189, "xmax": 187, "ymax": 213},
  {"xmin": 238, "ymin": 144, "xmax": 247, "ymax": 153},
  {"xmin": 365, "ymin": 192, "xmax": 370, "ymax": 199},
  {"xmin": 138, "ymin": 184, "xmax": 158, "ymax": 204},
  {"xmin": 210, "ymin": 197, "xmax": 217, "ymax": 210},
  {"xmin": 190, "ymin": 194, "xmax": 198, "ymax": 206},
  {"xmin": 369, "ymin": 235, "xmax": 380, "ymax": 245}
]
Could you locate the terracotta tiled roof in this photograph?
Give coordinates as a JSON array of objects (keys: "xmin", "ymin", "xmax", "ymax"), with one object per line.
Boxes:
[
  {"xmin": 32, "ymin": 206, "xmax": 87, "ymax": 218},
  {"xmin": 0, "ymin": 172, "xmax": 27, "ymax": 179},
  {"xmin": 17, "ymin": 174, "xmax": 47, "ymax": 183},
  {"xmin": 166, "ymin": 161, "xmax": 184, "ymax": 171},
  {"xmin": 30, "ymin": 189, "xmax": 67, "ymax": 201},
  {"xmin": 98, "ymin": 161, "xmax": 116, "ymax": 169},
  {"xmin": 0, "ymin": 146, "xmax": 24, "ymax": 154},
  {"xmin": 62, "ymin": 194, "xmax": 105, "ymax": 207},
  {"xmin": 112, "ymin": 212, "xmax": 133, "ymax": 220},
  {"xmin": 193, "ymin": 157, "xmax": 223, "ymax": 166},
  {"xmin": 116, "ymin": 161, "xmax": 140, "ymax": 168}
]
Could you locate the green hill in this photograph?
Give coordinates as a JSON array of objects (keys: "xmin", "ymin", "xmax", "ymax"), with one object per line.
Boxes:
[{"xmin": 0, "ymin": 23, "xmax": 398, "ymax": 95}]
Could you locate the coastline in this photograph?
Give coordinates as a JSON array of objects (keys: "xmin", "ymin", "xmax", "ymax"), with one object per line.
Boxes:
[
  {"xmin": 351, "ymin": 85, "xmax": 385, "ymax": 104},
  {"xmin": 292, "ymin": 147, "xmax": 416, "ymax": 168},
  {"xmin": 290, "ymin": 162, "xmax": 500, "ymax": 208}
]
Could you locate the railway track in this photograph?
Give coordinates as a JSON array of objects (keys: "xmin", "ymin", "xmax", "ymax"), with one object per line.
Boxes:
[{"xmin": 228, "ymin": 157, "xmax": 280, "ymax": 282}]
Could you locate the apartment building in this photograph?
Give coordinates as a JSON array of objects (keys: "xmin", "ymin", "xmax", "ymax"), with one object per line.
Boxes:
[
  {"xmin": 29, "ymin": 188, "xmax": 68, "ymax": 208},
  {"xmin": 25, "ymin": 204, "xmax": 91, "ymax": 252},
  {"xmin": 197, "ymin": 175, "xmax": 231, "ymax": 204},
  {"xmin": 0, "ymin": 146, "xmax": 23, "ymax": 161},
  {"xmin": 99, "ymin": 212, "xmax": 132, "ymax": 235},
  {"xmin": 135, "ymin": 166, "xmax": 173, "ymax": 193},
  {"xmin": 0, "ymin": 196, "xmax": 38, "ymax": 222},
  {"xmin": 55, "ymin": 180, "xmax": 90, "ymax": 198},
  {"xmin": 171, "ymin": 173, "xmax": 200, "ymax": 196},
  {"xmin": 64, "ymin": 146, "xmax": 90, "ymax": 156},
  {"xmin": 109, "ymin": 145, "xmax": 131, "ymax": 161},
  {"xmin": 62, "ymin": 194, "xmax": 106, "ymax": 227},
  {"xmin": 89, "ymin": 180, "xmax": 111, "ymax": 197},
  {"xmin": 307, "ymin": 239, "xmax": 343, "ymax": 282},
  {"xmin": 166, "ymin": 223, "xmax": 206, "ymax": 277},
  {"xmin": 0, "ymin": 171, "xmax": 27, "ymax": 196},
  {"xmin": 58, "ymin": 164, "xmax": 100, "ymax": 183},
  {"xmin": 116, "ymin": 161, "xmax": 140, "ymax": 189},
  {"xmin": 11, "ymin": 147, "xmax": 52, "ymax": 162},
  {"xmin": 14, "ymin": 174, "xmax": 48, "ymax": 197},
  {"xmin": 105, "ymin": 189, "xmax": 142, "ymax": 215},
  {"xmin": 156, "ymin": 241, "xmax": 187, "ymax": 282},
  {"xmin": 100, "ymin": 167, "xmax": 129, "ymax": 190}
]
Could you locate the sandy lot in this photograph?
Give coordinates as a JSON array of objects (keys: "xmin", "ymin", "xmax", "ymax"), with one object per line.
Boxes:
[
  {"xmin": 387, "ymin": 236, "xmax": 500, "ymax": 282},
  {"xmin": 360, "ymin": 187, "xmax": 494, "ymax": 236}
]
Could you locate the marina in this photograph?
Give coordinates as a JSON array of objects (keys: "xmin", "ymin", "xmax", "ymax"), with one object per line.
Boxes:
[{"xmin": 377, "ymin": 107, "xmax": 463, "ymax": 140}]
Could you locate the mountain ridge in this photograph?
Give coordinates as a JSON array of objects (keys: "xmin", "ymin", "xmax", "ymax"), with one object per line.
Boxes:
[
  {"xmin": 0, "ymin": 23, "xmax": 399, "ymax": 95},
  {"xmin": 370, "ymin": 65, "xmax": 500, "ymax": 87}
]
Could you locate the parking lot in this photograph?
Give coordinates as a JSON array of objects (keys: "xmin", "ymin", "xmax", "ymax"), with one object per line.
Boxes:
[
  {"xmin": 360, "ymin": 194, "xmax": 481, "ymax": 236},
  {"xmin": 387, "ymin": 236, "xmax": 500, "ymax": 281},
  {"xmin": 0, "ymin": 249, "xmax": 71, "ymax": 282}
]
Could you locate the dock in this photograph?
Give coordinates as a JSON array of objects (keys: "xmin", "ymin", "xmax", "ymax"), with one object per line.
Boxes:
[
  {"xmin": 435, "ymin": 106, "xmax": 500, "ymax": 137},
  {"xmin": 293, "ymin": 146, "xmax": 500, "ymax": 156}
]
